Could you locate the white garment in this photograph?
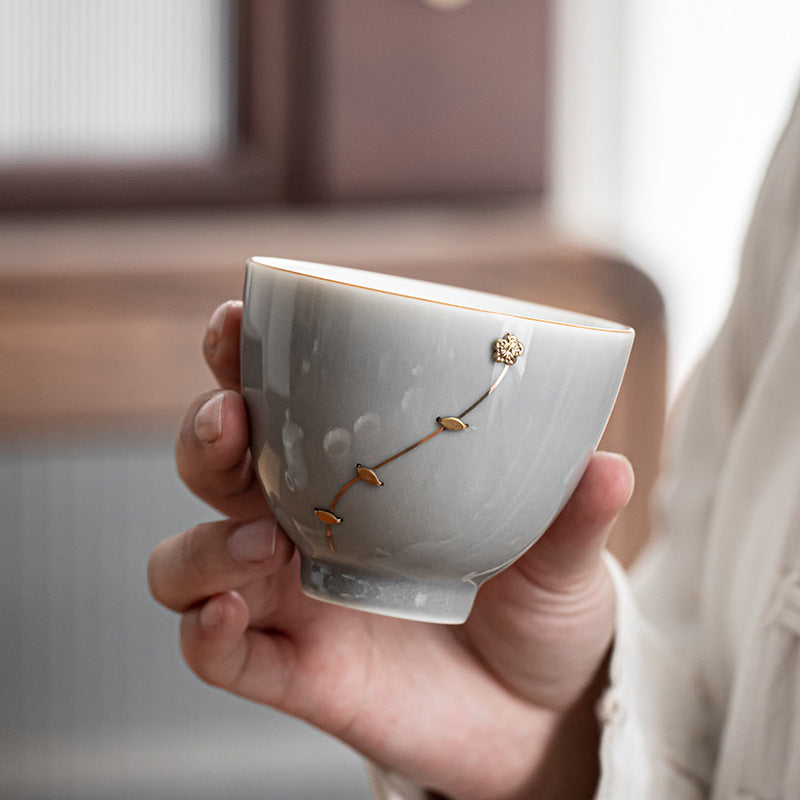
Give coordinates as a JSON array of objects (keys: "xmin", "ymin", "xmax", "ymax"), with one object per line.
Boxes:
[
  {"xmin": 598, "ymin": 84, "xmax": 800, "ymax": 799},
  {"xmin": 371, "ymin": 89, "xmax": 800, "ymax": 800}
]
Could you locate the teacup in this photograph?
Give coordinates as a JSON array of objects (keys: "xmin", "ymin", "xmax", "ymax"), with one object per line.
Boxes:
[{"xmin": 241, "ymin": 257, "xmax": 633, "ymax": 623}]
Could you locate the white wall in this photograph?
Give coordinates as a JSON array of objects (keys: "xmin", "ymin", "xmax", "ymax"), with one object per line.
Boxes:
[{"xmin": 551, "ymin": 0, "xmax": 800, "ymax": 395}]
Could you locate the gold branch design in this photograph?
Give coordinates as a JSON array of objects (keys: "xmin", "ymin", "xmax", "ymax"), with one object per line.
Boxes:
[{"xmin": 314, "ymin": 333, "xmax": 525, "ymax": 553}]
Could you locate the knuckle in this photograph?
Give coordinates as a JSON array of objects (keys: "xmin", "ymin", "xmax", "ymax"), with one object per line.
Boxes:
[
  {"xmin": 147, "ymin": 523, "xmax": 218, "ymax": 612},
  {"xmin": 217, "ymin": 454, "xmax": 258, "ymax": 502},
  {"xmin": 180, "ymin": 623, "xmax": 237, "ymax": 691},
  {"xmin": 174, "ymin": 418, "xmax": 200, "ymax": 487},
  {"xmin": 178, "ymin": 523, "xmax": 213, "ymax": 584},
  {"xmin": 181, "ymin": 640, "xmax": 225, "ymax": 689},
  {"xmin": 186, "ymin": 654, "xmax": 225, "ymax": 689}
]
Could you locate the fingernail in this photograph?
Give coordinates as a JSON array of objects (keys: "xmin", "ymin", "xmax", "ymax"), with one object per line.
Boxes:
[
  {"xmin": 194, "ymin": 393, "xmax": 224, "ymax": 444},
  {"xmin": 199, "ymin": 596, "xmax": 225, "ymax": 630},
  {"xmin": 204, "ymin": 302, "xmax": 231, "ymax": 355},
  {"xmin": 228, "ymin": 519, "xmax": 278, "ymax": 563}
]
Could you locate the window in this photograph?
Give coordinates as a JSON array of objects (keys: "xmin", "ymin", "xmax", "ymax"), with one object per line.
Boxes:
[
  {"xmin": 0, "ymin": 0, "xmax": 548, "ymax": 211},
  {"xmin": 0, "ymin": 0, "xmax": 288, "ymax": 210},
  {"xmin": 0, "ymin": 0, "xmax": 231, "ymax": 163}
]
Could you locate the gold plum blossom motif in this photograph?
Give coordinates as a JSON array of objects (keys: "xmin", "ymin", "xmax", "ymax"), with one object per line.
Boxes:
[
  {"xmin": 493, "ymin": 333, "xmax": 525, "ymax": 366},
  {"xmin": 314, "ymin": 333, "xmax": 526, "ymax": 552}
]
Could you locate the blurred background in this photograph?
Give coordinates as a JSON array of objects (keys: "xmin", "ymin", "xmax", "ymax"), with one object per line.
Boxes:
[{"xmin": 1, "ymin": 1, "xmax": 799, "ymax": 798}]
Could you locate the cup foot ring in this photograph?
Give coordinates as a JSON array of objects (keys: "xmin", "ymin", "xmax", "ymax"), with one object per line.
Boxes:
[{"xmin": 300, "ymin": 558, "xmax": 478, "ymax": 624}]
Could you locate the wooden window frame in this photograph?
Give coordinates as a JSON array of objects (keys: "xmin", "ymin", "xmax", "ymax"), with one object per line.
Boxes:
[
  {"xmin": 0, "ymin": 0, "xmax": 550, "ymax": 212},
  {"xmin": 0, "ymin": 0, "xmax": 293, "ymax": 213}
]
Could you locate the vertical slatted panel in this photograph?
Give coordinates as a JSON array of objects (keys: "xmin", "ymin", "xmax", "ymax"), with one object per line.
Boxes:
[
  {"xmin": 0, "ymin": 0, "xmax": 230, "ymax": 161},
  {"xmin": 0, "ymin": 438, "xmax": 369, "ymax": 799}
]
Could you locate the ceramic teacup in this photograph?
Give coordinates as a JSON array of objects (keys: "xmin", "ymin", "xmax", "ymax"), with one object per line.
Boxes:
[{"xmin": 241, "ymin": 257, "xmax": 633, "ymax": 623}]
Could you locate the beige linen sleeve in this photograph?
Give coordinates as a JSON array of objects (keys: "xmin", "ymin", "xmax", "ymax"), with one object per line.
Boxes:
[
  {"xmin": 594, "ymin": 552, "xmax": 714, "ymax": 800},
  {"xmin": 593, "ymin": 268, "xmax": 756, "ymax": 799}
]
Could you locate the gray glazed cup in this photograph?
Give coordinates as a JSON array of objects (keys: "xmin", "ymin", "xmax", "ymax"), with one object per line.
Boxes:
[{"xmin": 241, "ymin": 257, "xmax": 634, "ymax": 623}]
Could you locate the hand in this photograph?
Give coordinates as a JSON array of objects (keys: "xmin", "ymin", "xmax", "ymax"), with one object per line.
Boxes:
[{"xmin": 148, "ymin": 301, "xmax": 633, "ymax": 800}]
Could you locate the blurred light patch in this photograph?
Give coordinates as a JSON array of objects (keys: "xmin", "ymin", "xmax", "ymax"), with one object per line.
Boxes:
[{"xmin": 0, "ymin": 0, "xmax": 231, "ymax": 163}]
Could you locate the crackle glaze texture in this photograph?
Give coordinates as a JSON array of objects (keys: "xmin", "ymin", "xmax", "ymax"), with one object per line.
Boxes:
[{"xmin": 241, "ymin": 257, "xmax": 633, "ymax": 623}]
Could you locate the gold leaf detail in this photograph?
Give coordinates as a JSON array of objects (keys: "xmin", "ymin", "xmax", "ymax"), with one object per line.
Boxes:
[
  {"xmin": 492, "ymin": 333, "xmax": 525, "ymax": 365},
  {"xmin": 314, "ymin": 508, "xmax": 343, "ymax": 525},
  {"xmin": 356, "ymin": 464, "xmax": 384, "ymax": 486},
  {"xmin": 437, "ymin": 416, "xmax": 468, "ymax": 431}
]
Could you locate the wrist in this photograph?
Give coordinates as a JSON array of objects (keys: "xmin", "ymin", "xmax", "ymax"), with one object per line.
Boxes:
[
  {"xmin": 519, "ymin": 646, "xmax": 611, "ymax": 800},
  {"xmin": 423, "ymin": 650, "xmax": 610, "ymax": 800}
]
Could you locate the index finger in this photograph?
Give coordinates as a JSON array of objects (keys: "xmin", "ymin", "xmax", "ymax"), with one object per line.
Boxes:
[{"xmin": 203, "ymin": 300, "xmax": 243, "ymax": 391}]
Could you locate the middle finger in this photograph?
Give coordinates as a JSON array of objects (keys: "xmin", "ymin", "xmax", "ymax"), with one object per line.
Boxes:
[{"xmin": 176, "ymin": 388, "xmax": 268, "ymax": 519}]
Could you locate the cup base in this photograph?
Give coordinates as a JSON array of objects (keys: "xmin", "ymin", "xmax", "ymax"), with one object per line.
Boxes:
[{"xmin": 299, "ymin": 558, "xmax": 478, "ymax": 624}]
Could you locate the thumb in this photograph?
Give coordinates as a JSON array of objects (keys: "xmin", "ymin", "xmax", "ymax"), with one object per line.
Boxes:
[{"xmin": 515, "ymin": 451, "xmax": 634, "ymax": 589}]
